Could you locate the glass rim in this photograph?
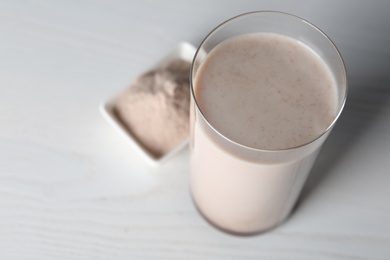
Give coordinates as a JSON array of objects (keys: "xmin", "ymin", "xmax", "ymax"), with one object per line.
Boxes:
[{"xmin": 190, "ymin": 10, "xmax": 348, "ymax": 153}]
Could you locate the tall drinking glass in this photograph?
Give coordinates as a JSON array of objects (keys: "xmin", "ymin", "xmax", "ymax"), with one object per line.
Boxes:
[{"xmin": 190, "ymin": 11, "xmax": 347, "ymax": 235}]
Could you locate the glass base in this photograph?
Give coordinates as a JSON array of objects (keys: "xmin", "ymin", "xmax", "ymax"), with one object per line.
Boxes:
[{"xmin": 191, "ymin": 193, "xmax": 288, "ymax": 236}]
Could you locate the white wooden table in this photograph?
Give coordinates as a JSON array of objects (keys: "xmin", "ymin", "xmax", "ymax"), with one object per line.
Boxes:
[{"xmin": 1, "ymin": 1, "xmax": 390, "ymax": 259}]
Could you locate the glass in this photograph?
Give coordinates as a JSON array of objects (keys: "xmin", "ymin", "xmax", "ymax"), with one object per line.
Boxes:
[{"xmin": 189, "ymin": 11, "xmax": 347, "ymax": 235}]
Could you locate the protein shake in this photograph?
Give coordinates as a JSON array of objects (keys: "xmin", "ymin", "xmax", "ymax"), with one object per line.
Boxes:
[{"xmin": 190, "ymin": 12, "xmax": 347, "ymax": 235}]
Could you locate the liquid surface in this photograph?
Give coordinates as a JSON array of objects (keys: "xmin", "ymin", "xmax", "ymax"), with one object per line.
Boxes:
[{"xmin": 195, "ymin": 33, "xmax": 338, "ymax": 150}]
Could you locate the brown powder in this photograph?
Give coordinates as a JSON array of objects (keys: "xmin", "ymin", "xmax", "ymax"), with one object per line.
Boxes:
[{"xmin": 114, "ymin": 59, "xmax": 191, "ymax": 159}]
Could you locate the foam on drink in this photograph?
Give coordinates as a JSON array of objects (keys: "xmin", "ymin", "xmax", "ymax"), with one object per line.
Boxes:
[{"xmin": 195, "ymin": 33, "xmax": 338, "ymax": 150}]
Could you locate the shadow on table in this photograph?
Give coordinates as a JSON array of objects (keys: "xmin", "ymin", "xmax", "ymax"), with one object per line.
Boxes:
[{"xmin": 295, "ymin": 76, "xmax": 390, "ymax": 208}]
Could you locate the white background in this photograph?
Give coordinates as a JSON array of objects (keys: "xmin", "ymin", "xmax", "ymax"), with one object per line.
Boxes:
[{"xmin": 1, "ymin": 0, "xmax": 390, "ymax": 259}]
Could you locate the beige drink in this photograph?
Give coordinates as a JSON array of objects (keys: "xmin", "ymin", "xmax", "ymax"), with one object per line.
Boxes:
[{"xmin": 190, "ymin": 12, "xmax": 347, "ymax": 235}]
